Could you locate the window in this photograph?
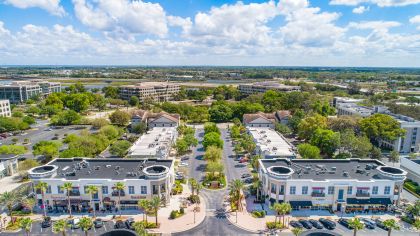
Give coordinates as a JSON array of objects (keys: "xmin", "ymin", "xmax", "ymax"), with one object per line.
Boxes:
[
  {"xmin": 372, "ymin": 186, "xmax": 378, "ymax": 195},
  {"xmin": 290, "ymin": 186, "xmax": 296, "ymax": 195},
  {"xmin": 128, "ymin": 186, "xmax": 135, "ymax": 194},
  {"xmin": 328, "ymin": 186, "xmax": 334, "ymax": 195},
  {"xmin": 384, "ymin": 186, "xmax": 391, "ymax": 195},
  {"xmin": 270, "ymin": 183, "xmax": 277, "ymax": 194},
  {"xmin": 347, "ymin": 186, "xmax": 352, "ymax": 195},
  {"xmin": 302, "ymin": 186, "xmax": 308, "ymax": 195},
  {"xmin": 141, "ymin": 186, "xmax": 147, "ymax": 194},
  {"xmin": 46, "ymin": 185, "xmax": 52, "ymax": 194},
  {"xmin": 57, "ymin": 186, "xmax": 63, "ymax": 194},
  {"xmin": 102, "ymin": 186, "xmax": 108, "ymax": 195}
]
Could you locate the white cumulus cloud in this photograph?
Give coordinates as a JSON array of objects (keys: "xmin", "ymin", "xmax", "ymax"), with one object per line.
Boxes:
[
  {"xmin": 352, "ymin": 5, "xmax": 369, "ymax": 13},
  {"xmin": 4, "ymin": 0, "xmax": 65, "ymax": 16},
  {"xmin": 410, "ymin": 15, "xmax": 420, "ymax": 30},
  {"xmin": 330, "ymin": 0, "xmax": 420, "ymax": 7}
]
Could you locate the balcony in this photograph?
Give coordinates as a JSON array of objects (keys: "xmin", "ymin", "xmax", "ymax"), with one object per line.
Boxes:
[
  {"xmin": 311, "ymin": 192, "xmax": 326, "ymax": 197},
  {"xmin": 111, "ymin": 191, "xmax": 126, "ymax": 197},
  {"xmin": 356, "ymin": 192, "xmax": 370, "ymax": 198}
]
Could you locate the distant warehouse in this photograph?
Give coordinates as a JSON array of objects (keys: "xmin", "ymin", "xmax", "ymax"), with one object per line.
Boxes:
[
  {"xmin": 239, "ymin": 81, "xmax": 300, "ymax": 95},
  {"xmin": 0, "ymin": 80, "xmax": 61, "ymax": 103},
  {"xmin": 120, "ymin": 82, "xmax": 180, "ymax": 102}
]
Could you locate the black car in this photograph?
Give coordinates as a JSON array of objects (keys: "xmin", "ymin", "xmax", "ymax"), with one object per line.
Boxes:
[
  {"xmin": 375, "ymin": 219, "xmax": 388, "ymax": 230},
  {"xmin": 319, "ymin": 218, "xmax": 336, "ymax": 230},
  {"xmin": 338, "ymin": 218, "xmax": 354, "ymax": 229},
  {"xmin": 309, "ymin": 219, "xmax": 324, "ymax": 229},
  {"xmin": 241, "ymin": 173, "xmax": 252, "ymax": 178},
  {"xmin": 125, "ymin": 218, "xmax": 135, "ymax": 230},
  {"xmin": 290, "ymin": 220, "xmax": 303, "ymax": 228},
  {"xmin": 299, "ymin": 219, "xmax": 313, "ymax": 229},
  {"xmin": 94, "ymin": 218, "xmax": 104, "ymax": 228},
  {"xmin": 361, "ymin": 218, "xmax": 376, "ymax": 229},
  {"xmin": 114, "ymin": 220, "xmax": 127, "ymax": 229},
  {"xmin": 41, "ymin": 219, "xmax": 51, "ymax": 228}
]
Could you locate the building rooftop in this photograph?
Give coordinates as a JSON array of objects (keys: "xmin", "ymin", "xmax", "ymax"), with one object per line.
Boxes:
[
  {"xmin": 248, "ymin": 127, "xmax": 295, "ymax": 157},
  {"xmin": 128, "ymin": 127, "xmax": 177, "ymax": 158},
  {"xmin": 0, "ymin": 154, "xmax": 19, "ymax": 161},
  {"xmin": 122, "ymin": 82, "xmax": 179, "ymax": 89},
  {"xmin": 260, "ymin": 158, "xmax": 406, "ymax": 181},
  {"xmin": 241, "ymin": 81, "xmax": 300, "ymax": 89},
  {"xmin": 29, "ymin": 158, "xmax": 173, "ymax": 180}
]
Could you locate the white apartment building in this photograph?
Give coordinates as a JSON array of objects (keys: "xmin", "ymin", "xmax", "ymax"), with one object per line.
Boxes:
[
  {"xmin": 337, "ymin": 104, "xmax": 420, "ymax": 153},
  {"xmin": 0, "ymin": 100, "xmax": 11, "ymax": 117},
  {"xmin": 29, "ymin": 158, "xmax": 174, "ymax": 212},
  {"xmin": 0, "ymin": 81, "xmax": 62, "ymax": 103},
  {"xmin": 332, "ymin": 97, "xmax": 365, "ymax": 108},
  {"xmin": 128, "ymin": 127, "xmax": 178, "ymax": 159},
  {"xmin": 259, "ymin": 158, "xmax": 407, "ymax": 212},
  {"xmin": 120, "ymin": 82, "xmax": 180, "ymax": 102},
  {"xmin": 239, "ymin": 81, "xmax": 300, "ymax": 95},
  {"xmin": 247, "ymin": 127, "xmax": 296, "ymax": 158}
]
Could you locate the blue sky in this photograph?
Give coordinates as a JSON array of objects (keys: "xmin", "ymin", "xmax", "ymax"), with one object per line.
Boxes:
[{"xmin": 0, "ymin": 0, "xmax": 420, "ymax": 66}]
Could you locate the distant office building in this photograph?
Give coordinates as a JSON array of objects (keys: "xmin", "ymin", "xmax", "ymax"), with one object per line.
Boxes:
[
  {"xmin": 400, "ymin": 157, "xmax": 420, "ymax": 184},
  {"xmin": 0, "ymin": 154, "xmax": 19, "ymax": 179},
  {"xmin": 128, "ymin": 127, "xmax": 178, "ymax": 159},
  {"xmin": 29, "ymin": 158, "xmax": 175, "ymax": 210},
  {"xmin": 239, "ymin": 81, "xmax": 300, "ymax": 95},
  {"xmin": 120, "ymin": 82, "xmax": 180, "ymax": 102},
  {"xmin": 247, "ymin": 127, "xmax": 296, "ymax": 159},
  {"xmin": 337, "ymin": 104, "xmax": 420, "ymax": 153},
  {"xmin": 0, "ymin": 81, "xmax": 62, "ymax": 103},
  {"xmin": 243, "ymin": 111, "xmax": 291, "ymax": 128},
  {"xmin": 259, "ymin": 158, "xmax": 407, "ymax": 211},
  {"xmin": 332, "ymin": 97, "xmax": 365, "ymax": 108},
  {"xmin": 0, "ymin": 100, "xmax": 11, "ymax": 117},
  {"xmin": 131, "ymin": 110, "xmax": 180, "ymax": 128}
]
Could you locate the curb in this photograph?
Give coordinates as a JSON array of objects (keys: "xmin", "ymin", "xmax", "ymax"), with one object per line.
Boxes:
[{"xmin": 225, "ymin": 211, "xmax": 261, "ymax": 234}]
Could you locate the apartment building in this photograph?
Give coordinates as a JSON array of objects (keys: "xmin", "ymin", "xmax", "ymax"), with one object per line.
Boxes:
[
  {"xmin": 337, "ymin": 103, "xmax": 420, "ymax": 153},
  {"xmin": 0, "ymin": 154, "xmax": 19, "ymax": 179},
  {"xmin": 259, "ymin": 158, "xmax": 407, "ymax": 212},
  {"xmin": 29, "ymin": 158, "xmax": 174, "ymax": 211},
  {"xmin": 0, "ymin": 81, "xmax": 62, "ymax": 103},
  {"xmin": 131, "ymin": 110, "xmax": 180, "ymax": 128},
  {"xmin": 238, "ymin": 81, "xmax": 300, "ymax": 95},
  {"xmin": 247, "ymin": 127, "xmax": 296, "ymax": 159},
  {"xmin": 332, "ymin": 97, "xmax": 365, "ymax": 108},
  {"xmin": 400, "ymin": 157, "xmax": 420, "ymax": 184},
  {"xmin": 120, "ymin": 82, "xmax": 180, "ymax": 102},
  {"xmin": 243, "ymin": 110, "xmax": 291, "ymax": 128},
  {"xmin": 128, "ymin": 127, "xmax": 178, "ymax": 159},
  {"xmin": 0, "ymin": 100, "xmax": 11, "ymax": 117}
]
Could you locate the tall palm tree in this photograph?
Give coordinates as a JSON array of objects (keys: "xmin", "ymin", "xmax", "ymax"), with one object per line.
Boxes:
[
  {"xmin": 281, "ymin": 203, "xmax": 292, "ymax": 226},
  {"xmin": 113, "ymin": 182, "xmax": 125, "ymax": 217},
  {"xmin": 291, "ymin": 227, "xmax": 304, "ymax": 236},
  {"xmin": 133, "ymin": 221, "xmax": 148, "ymax": 236},
  {"xmin": 252, "ymin": 180, "xmax": 262, "ymax": 201},
  {"xmin": 229, "ymin": 179, "xmax": 245, "ymax": 212},
  {"xmin": 85, "ymin": 185, "xmax": 98, "ymax": 218},
  {"xmin": 407, "ymin": 200, "xmax": 420, "ymax": 221},
  {"xmin": 270, "ymin": 202, "xmax": 282, "ymax": 224},
  {"xmin": 61, "ymin": 182, "xmax": 73, "ymax": 218},
  {"xmin": 22, "ymin": 198, "xmax": 36, "ymax": 214},
  {"xmin": 348, "ymin": 217, "xmax": 364, "ymax": 236},
  {"xmin": 78, "ymin": 217, "xmax": 93, "ymax": 236},
  {"xmin": 150, "ymin": 196, "xmax": 161, "ymax": 226},
  {"xmin": 383, "ymin": 219, "xmax": 400, "ymax": 236},
  {"xmin": 35, "ymin": 181, "xmax": 48, "ymax": 217},
  {"xmin": 189, "ymin": 178, "xmax": 197, "ymax": 196},
  {"xmin": 138, "ymin": 199, "xmax": 150, "ymax": 223},
  {"xmin": 0, "ymin": 191, "xmax": 19, "ymax": 222},
  {"xmin": 19, "ymin": 217, "xmax": 32, "ymax": 236},
  {"xmin": 52, "ymin": 219, "xmax": 70, "ymax": 236}
]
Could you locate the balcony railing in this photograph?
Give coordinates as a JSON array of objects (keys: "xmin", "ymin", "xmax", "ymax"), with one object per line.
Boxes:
[
  {"xmin": 311, "ymin": 192, "xmax": 326, "ymax": 197},
  {"xmin": 356, "ymin": 192, "xmax": 370, "ymax": 197}
]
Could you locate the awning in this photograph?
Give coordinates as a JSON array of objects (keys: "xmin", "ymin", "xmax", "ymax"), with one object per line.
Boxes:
[
  {"xmin": 289, "ymin": 201, "xmax": 313, "ymax": 208},
  {"xmin": 120, "ymin": 200, "xmax": 138, "ymax": 205},
  {"xmin": 347, "ymin": 198, "xmax": 392, "ymax": 205}
]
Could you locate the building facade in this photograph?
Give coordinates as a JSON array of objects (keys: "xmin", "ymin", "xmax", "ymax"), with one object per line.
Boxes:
[
  {"xmin": 0, "ymin": 100, "xmax": 11, "ymax": 117},
  {"xmin": 239, "ymin": 81, "xmax": 300, "ymax": 95},
  {"xmin": 400, "ymin": 157, "xmax": 420, "ymax": 184},
  {"xmin": 0, "ymin": 154, "xmax": 19, "ymax": 179},
  {"xmin": 131, "ymin": 110, "xmax": 180, "ymax": 128},
  {"xmin": 29, "ymin": 158, "xmax": 174, "ymax": 212},
  {"xmin": 0, "ymin": 81, "xmax": 62, "ymax": 103},
  {"xmin": 259, "ymin": 158, "xmax": 407, "ymax": 212},
  {"xmin": 128, "ymin": 127, "xmax": 178, "ymax": 159},
  {"xmin": 248, "ymin": 127, "xmax": 296, "ymax": 158},
  {"xmin": 120, "ymin": 82, "xmax": 180, "ymax": 102},
  {"xmin": 243, "ymin": 110, "xmax": 291, "ymax": 128}
]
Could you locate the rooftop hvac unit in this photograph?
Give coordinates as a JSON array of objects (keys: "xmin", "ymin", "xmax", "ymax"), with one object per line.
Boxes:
[{"xmin": 343, "ymin": 172, "xmax": 349, "ymax": 177}]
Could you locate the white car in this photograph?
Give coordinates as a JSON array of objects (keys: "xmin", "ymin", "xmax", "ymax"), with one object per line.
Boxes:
[{"xmin": 179, "ymin": 162, "xmax": 189, "ymax": 167}]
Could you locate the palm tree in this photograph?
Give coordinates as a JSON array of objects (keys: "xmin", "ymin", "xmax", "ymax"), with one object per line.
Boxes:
[
  {"xmin": 348, "ymin": 217, "xmax": 364, "ymax": 236},
  {"xmin": 52, "ymin": 219, "xmax": 70, "ymax": 236},
  {"xmin": 22, "ymin": 198, "xmax": 36, "ymax": 214},
  {"xmin": 35, "ymin": 181, "xmax": 48, "ymax": 217},
  {"xmin": 150, "ymin": 196, "xmax": 161, "ymax": 226},
  {"xmin": 0, "ymin": 191, "xmax": 19, "ymax": 222},
  {"xmin": 85, "ymin": 185, "xmax": 98, "ymax": 218},
  {"xmin": 189, "ymin": 178, "xmax": 197, "ymax": 196},
  {"xmin": 61, "ymin": 182, "xmax": 73, "ymax": 218},
  {"xmin": 229, "ymin": 179, "xmax": 245, "ymax": 212},
  {"xmin": 113, "ymin": 182, "xmax": 125, "ymax": 217},
  {"xmin": 291, "ymin": 227, "xmax": 304, "ymax": 236},
  {"xmin": 271, "ymin": 202, "xmax": 282, "ymax": 224},
  {"xmin": 138, "ymin": 199, "xmax": 150, "ymax": 223},
  {"xmin": 252, "ymin": 180, "xmax": 262, "ymax": 201},
  {"xmin": 407, "ymin": 200, "xmax": 420, "ymax": 221},
  {"xmin": 196, "ymin": 183, "xmax": 202, "ymax": 195},
  {"xmin": 281, "ymin": 203, "xmax": 292, "ymax": 226},
  {"xmin": 19, "ymin": 217, "xmax": 32, "ymax": 236},
  {"xmin": 79, "ymin": 217, "xmax": 93, "ymax": 236},
  {"xmin": 383, "ymin": 219, "xmax": 400, "ymax": 236},
  {"xmin": 133, "ymin": 221, "xmax": 148, "ymax": 236}
]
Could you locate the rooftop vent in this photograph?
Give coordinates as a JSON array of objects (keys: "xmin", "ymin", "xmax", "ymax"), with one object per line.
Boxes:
[
  {"xmin": 331, "ymin": 167, "xmax": 336, "ymax": 171},
  {"xmin": 106, "ymin": 165, "xmax": 111, "ymax": 168},
  {"xmin": 343, "ymin": 172, "xmax": 349, "ymax": 177}
]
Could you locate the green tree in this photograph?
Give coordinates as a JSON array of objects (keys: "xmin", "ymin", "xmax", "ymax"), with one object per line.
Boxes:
[
  {"xmin": 209, "ymin": 103, "xmax": 233, "ymax": 122},
  {"xmin": 99, "ymin": 125, "xmax": 121, "ymax": 140},
  {"xmin": 109, "ymin": 110, "xmax": 130, "ymax": 126},
  {"xmin": 406, "ymin": 200, "xmax": 420, "ymax": 220},
  {"xmin": 371, "ymin": 146, "xmax": 383, "ymax": 160},
  {"xmin": 32, "ymin": 141, "xmax": 62, "ymax": 160},
  {"xmin": 79, "ymin": 217, "xmax": 93, "ymax": 236},
  {"xmin": 204, "ymin": 122, "xmax": 220, "ymax": 134},
  {"xmin": 328, "ymin": 116, "xmax": 360, "ymax": 133},
  {"xmin": 189, "ymin": 178, "xmax": 198, "ymax": 196},
  {"xmin": 52, "ymin": 219, "xmax": 70, "ymax": 236},
  {"xmin": 297, "ymin": 114, "xmax": 328, "ymax": 140},
  {"xmin": 298, "ymin": 143, "xmax": 321, "ymax": 159},
  {"xmin": 19, "ymin": 217, "xmax": 32, "ymax": 236},
  {"xmin": 22, "ymin": 116, "xmax": 36, "ymax": 125},
  {"xmin": 64, "ymin": 93, "xmax": 91, "ymax": 112},
  {"xmin": 383, "ymin": 219, "xmax": 400, "ymax": 236},
  {"xmin": 129, "ymin": 96, "xmax": 140, "ymax": 106},
  {"xmin": 25, "ymin": 106, "xmax": 41, "ymax": 115},
  {"xmin": 61, "ymin": 182, "xmax": 73, "ymax": 218},
  {"xmin": 67, "ymin": 82, "xmax": 86, "ymax": 93},
  {"xmin": 310, "ymin": 128, "xmax": 340, "ymax": 157},
  {"xmin": 133, "ymin": 221, "xmax": 148, "ymax": 236},
  {"xmin": 114, "ymin": 182, "xmax": 125, "ymax": 217},
  {"xmin": 45, "ymin": 93, "xmax": 64, "ymax": 110},
  {"xmin": 289, "ymin": 109, "xmax": 305, "ymax": 132},
  {"xmin": 206, "ymin": 161, "xmax": 224, "ymax": 175},
  {"xmin": 348, "ymin": 217, "xmax": 364, "ymax": 236},
  {"xmin": 35, "ymin": 182, "xmax": 48, "ymax": 217},
  {"xmin": 239, "ymin": 134, "xmax": 256, "ymax": 154},
  {"xmin": 204, "ymin": 146, "xmax": 223, "ymax": 162},
  {"xmin": 132, "ymin": 122, "xmax": 147, "ymax": 134},
  {"xmin": 339, "ymin": 130, "xmax": 372, "ymax": 158},
  {"xmin": 389, "ymin": 150, "xmax": 399, "ymax": 166},
  {"xmin": 150, "ymin": 196, "xmax": 162, "ymax": 226},
  {"xmin": 0, "ymin": 144, "xmax": 27, "ymax": 155},
  {"xmin": 275, "ymin": 123, "xmax": 292, "ymax": 136},
  {"xmin": 229, "ymin": 179, "xmax": 245, "ymax": 212},
  {"xmin": 102, "ymin": 86, "xmax": 119, "ymax": 99},
  {"xmin": 202, "ymin": 132, "xmax": 223, "ymax": 149},
  {"xmin": 0, "ymin": 191, "xmax": 20, "ymax": 222},
  {"xmin": 184, "ymin": 133, "xmax": 198, "ymax": 148},
  {"xmin": 92, "ymin": 94, "xmax": 107, "ymax": 111},
  {"xmin": 50, "ymin": 110, "xmax": 81, "ymax": 126},
  {"xmin": 175, "ymin": 138, "xmax": 189, "ymax": 155},
  {"xmin": 91, "ymin": 118, "xmax": 110, "ymax": 129},
  {"xmin": 22, "ymin": 198, "xmax": 36, "ymax": 214},
  {"xmin": 360, "ymin": 114, "xmax": 405, "ymax": 144},
  {"xmin": 291, "ymin": 227, "xmax": 304, "ymax": 236},
  {"xmin": 138, "ymin": 199, "xmax": 151, "ymax": 223},
  {"xmin": 110, "ymin": 140, "xmax": 132, "ymax": 157},
  {"xmin": 86, "ymin": 185, "xmax": 98, "ymax": 218}
]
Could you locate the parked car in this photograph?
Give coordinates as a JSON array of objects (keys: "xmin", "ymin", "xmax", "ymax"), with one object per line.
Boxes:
[
  {"xmin": 125, "ymin": 218, "xmax": 135, "ymax": 230},
  {"xmin": 181, "ymin": 156, "xmax": 189, "ymax": 161},
  {"xmin": 114, "ymin": 220, "xmax": 127, "ymax": 229},
  {"xmin": 299, "ymin": 219, "xmax": 313, "ymax": 229},
  {"xmin": 179, "ymin": 162, "xmax": 189, "ymax": 167},
  {"xmin": 319, "ymin": 218, "xmax": 336, "ymax": 230},
  {"xmin": 361, "ymin": 218, "xmax": 376, "ymax": 229},
  {"xmin": 239, "ymin": 158, "xmax": 248, "ymax": 163},
  {"xmin": 41, "ymin": 218, "xmax": 52, "ymax": 228},
  {"xmin": 309, "ymin": 219, "xmax": 324, "ymax": 229},
  {"xmin": 290, "ymin": 220, "xmax": 303, "ymax": 228},
  {"xmin": 375, "ymin": 219, "xmax": 388, "ymax": 230},
  {"xmin": 338, "ymin": 218, "xmax": 354, "ymax": 229},
  {"xmin": 241, "ymin": 173, "xmax": 252, "ymax": 178},
  {"xmin": 175, "ymin": 174, "xmax": 184, "ymax": 180},
  {"xmin": 94, "ymin": 218, "xmax": 104, "ymax": 228},
  {"xmin": 243, "ymin": 177, "xmax": 253, "ymax": 184}
]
